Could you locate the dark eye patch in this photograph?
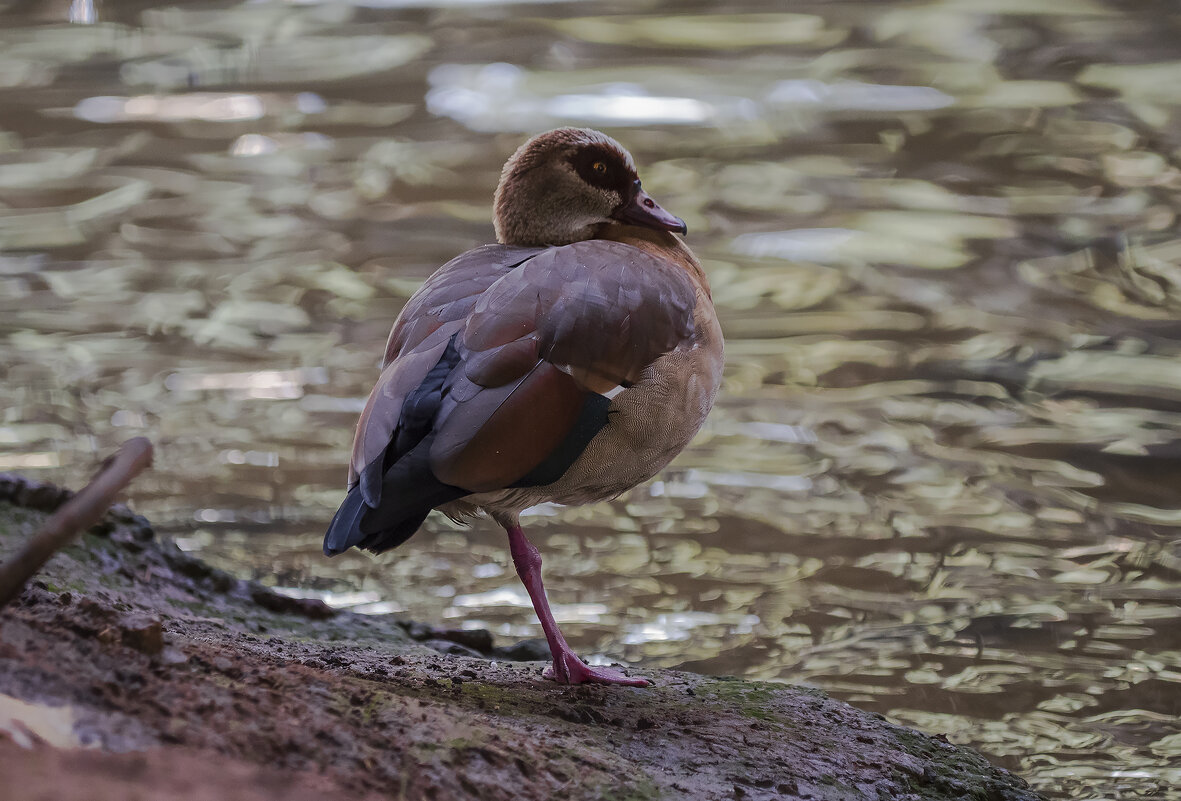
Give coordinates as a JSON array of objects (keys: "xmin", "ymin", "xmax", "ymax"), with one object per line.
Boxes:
[{"xmin": 570, "ymin": 145, "xmax": 636, "ymax": 199}]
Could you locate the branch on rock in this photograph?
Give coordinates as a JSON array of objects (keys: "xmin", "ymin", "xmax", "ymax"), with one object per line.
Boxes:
[{"xmin": 0, "ymin": 437, "xmax": 153, "ymax": 609}]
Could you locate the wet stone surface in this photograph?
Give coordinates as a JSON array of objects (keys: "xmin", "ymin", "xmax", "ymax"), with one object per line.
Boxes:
[{"xmin": 0, "ymin": 496, "xmax": 1042, "ymax": 800}]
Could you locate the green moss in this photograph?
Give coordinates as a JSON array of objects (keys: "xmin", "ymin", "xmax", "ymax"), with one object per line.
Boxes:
[
  {"xmin": 444, "ymin": 732, "xmax": 490, "ymax": 753},
  {"xmin": 0, "ymin": 503, "xmax": 39, "ymax": 536},
  {"xmin": 411, "ymin": 739, "xmax": 442, "ymax": 756},
  {"xmin": 455, "ymin": 680, "xmax": 538, "ymax": 716},
  {"xmin": 358, "ymin": 693, "xmax": 386, "ymax": 724},
  {"xmin": 589, "ymin": 774, "xmax": 660, "ymax": 801},
  {"xmin": 890, "ymin": 725, "xmax": 946, "ymax": 763},
  {"xmin": 697, "ymin": 678, "xmax": 781, "ymax": 722},
  {"xmin": 61, "ymin": 532, "xmax": 120, "ymax": 561}
]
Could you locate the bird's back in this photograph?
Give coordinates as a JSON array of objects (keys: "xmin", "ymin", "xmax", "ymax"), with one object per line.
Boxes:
[{"xmin": 326, "ymin": 233, "xmax": 720, "ymax": 554}]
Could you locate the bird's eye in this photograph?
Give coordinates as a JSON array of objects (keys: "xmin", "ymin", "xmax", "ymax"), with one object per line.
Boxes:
[{"xmin": 592, "ymin": 161, "xmax": 607, "ymax": 174}]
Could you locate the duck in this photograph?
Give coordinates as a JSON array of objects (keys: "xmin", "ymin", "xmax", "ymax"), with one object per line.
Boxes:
[{"xmin": 324, "ymin": 127, "xmax": 723, "ymax": 686}]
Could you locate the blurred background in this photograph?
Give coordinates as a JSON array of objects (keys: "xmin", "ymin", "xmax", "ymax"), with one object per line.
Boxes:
[{"xmin": 1, "ymin": 0, "xmax": 1180, "ymax": 796}]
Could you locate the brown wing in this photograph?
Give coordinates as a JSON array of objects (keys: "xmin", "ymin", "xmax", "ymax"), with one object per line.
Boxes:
[
  {"xmin": 330, "ymin": 239, "xmax": 696, "ymax": 555},
  {"xmin": 428, "ymin": 240, "xmax": 698, "ymax": 491},
  {"xmin": 348, "ymin": 244, "xmax": 543, "ymax": 490},
  {"xmin": 383, "ymin": 244, "xmax": 544, "ymax": 365}
]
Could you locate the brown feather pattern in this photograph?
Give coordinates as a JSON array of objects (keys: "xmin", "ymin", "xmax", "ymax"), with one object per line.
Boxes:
[{"xmin": 351, "ymin": 240, "xmax": 698, "ymax": 497}]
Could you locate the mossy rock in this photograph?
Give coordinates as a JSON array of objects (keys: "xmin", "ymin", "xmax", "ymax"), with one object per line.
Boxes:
[{"xmin": 0, "ymin": 486, "xmax": 1043, "ymax": 800}]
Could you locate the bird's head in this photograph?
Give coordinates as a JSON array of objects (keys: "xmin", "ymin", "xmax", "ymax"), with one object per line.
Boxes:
[{"xmin": 493, "ymin": 127, "xmax": 687, "ymax": 247}]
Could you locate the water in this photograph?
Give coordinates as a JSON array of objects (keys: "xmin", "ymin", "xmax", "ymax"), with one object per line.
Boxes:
[{"xmin": 2, "ymin": 0, "xmax": 1180, "ymax": 796}]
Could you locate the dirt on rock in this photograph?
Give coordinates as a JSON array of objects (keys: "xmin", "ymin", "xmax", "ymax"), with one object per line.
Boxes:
[{"xmin": 0, "ymin": 478, "xmax": 1044, "ymax": 801}]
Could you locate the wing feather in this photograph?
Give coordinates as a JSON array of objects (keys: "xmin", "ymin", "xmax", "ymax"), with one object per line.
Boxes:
[{"xmin": 329, "ymin": 239, "xmax": 698, "ymax": 555}]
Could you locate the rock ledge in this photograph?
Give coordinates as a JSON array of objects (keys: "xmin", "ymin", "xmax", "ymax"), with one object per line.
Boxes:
[{"xmin": 0, "ymin": 483, "xmax": 1042, "ymax": 800}]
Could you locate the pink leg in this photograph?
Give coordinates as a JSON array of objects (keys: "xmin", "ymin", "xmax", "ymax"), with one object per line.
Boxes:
[{"xmin": 506, "ymin": 524, "xmax": 648, "ymax": 687}]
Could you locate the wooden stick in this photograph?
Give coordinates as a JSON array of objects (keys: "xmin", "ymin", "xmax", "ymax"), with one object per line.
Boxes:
[{"xmin": 0, "ymin": 437, "xmax": 153, "ymax": 610}]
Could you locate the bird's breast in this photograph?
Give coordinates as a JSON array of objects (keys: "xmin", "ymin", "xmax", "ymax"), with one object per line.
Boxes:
[{"xmin": 536, "ymin": 299, "xmax": 722, "ymax": 507}]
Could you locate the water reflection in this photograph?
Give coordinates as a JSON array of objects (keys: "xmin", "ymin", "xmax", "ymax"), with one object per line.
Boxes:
[
  {"xmin": 426, "ymin": 63, "xmax": 732, "ymax": 130},
  {"xmin": 74, "ymin": 93, "xmax": 270, "ymax": 123},
  {"xmin": 766, "ymin": 79, "xmax": 955, "ymax": 111},
  {"xmin": 428, "ymin": 64, "xmax": 956, "ymax": 132},
  {"xmin": 1, "ymin": 0, "xmax": 1180, "ymax": 797},
  {"xmin": 67, "ymin": 0, "xmax": 95, "ymax": 25}
]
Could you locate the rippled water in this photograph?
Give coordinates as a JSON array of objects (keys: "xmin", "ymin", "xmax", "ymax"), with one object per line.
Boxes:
[{"xmin": 2, "ymin": 0, "xmax": 1180, "ymax": 796}]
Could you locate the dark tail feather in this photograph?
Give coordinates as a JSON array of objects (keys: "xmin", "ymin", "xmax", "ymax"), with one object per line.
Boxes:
[
  {"xmin": 326, "ymin": 338, "xmax": 468, "ymax": 558},
  {"xmin": 323, "ymin": 483, "xmax": 370, "ymax": 556},
  {"xmin": 322, "ymin": 481, "xmax": 431, "ymax": 557},
  {"xmin": 356, "ymin": 508, "xmax": 432, "ymax": 555},
  {"xmin": 323, "ymin": 437, "xmax": 468, "ymax": 557}
]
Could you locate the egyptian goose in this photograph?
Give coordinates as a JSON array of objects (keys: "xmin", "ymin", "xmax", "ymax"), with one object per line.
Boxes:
[{"xmin": 324, "ymin": 128, "xmax": 723, "ymax": 686}]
